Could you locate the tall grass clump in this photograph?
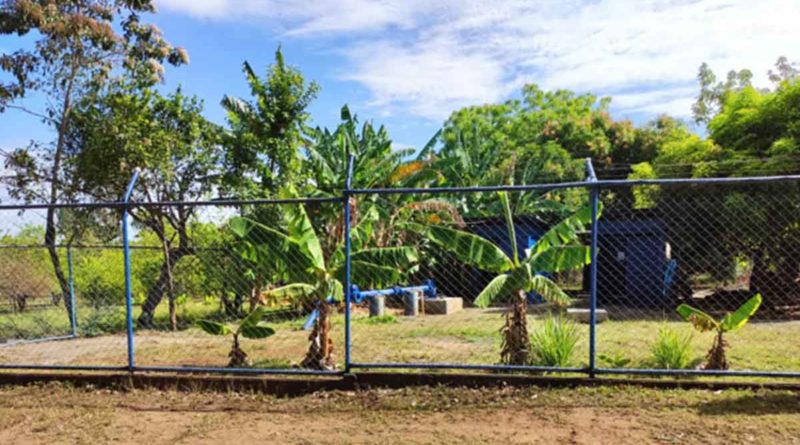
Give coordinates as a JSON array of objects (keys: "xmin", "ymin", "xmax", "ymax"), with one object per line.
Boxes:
[
  {"xmin": 529, "ymin": 314, "xmax": 579, "ymax": 367},
  {"xmin": 649, "ymin": 326, "xmax": 694, "ymax": 369}
]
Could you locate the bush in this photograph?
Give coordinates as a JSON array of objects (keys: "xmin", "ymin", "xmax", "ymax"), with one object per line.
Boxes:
[
  {"xmin": 529, "ymin": 315, "xmax": 579, "ymax": 367},
  {"xmin": 649, "ymin": 326, "xmax": 694, "ymax": 369}
]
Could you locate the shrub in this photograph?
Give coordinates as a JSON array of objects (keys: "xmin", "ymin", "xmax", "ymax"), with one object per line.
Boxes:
[
  {"xmin": 360, "ymin": 315, "xmax": 397, "ymax": 325},
  {"xmin": 649, "ymin": 326, "xmax": 694, "ymax": 369},
  {"xmin": 529, "ymin": 315, "xmax": 579, "ymax": 367}
]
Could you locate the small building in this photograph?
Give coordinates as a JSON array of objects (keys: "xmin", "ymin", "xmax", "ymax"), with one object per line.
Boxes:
[{"xmin": 590, "ymin": 213, "xmax": 672, "ymax": 308}]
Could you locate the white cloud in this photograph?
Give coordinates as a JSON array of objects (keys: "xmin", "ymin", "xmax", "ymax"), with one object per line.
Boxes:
[{"xmin": 158, "ymin": 0, "xmax": 800, "ymax": 121}]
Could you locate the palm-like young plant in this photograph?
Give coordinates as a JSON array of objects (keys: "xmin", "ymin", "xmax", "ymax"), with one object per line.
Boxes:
[
  {"xmin": 229, "ymin": 200, "xmax": 418, "ymax": 371},
  {"xmin": 676, "ymin": 293, "xmax": 762, "ymax": 370},
  {"xmin": 420, "ymin": 192, "xmax": 593, "ymax": 365},
  {"xmin": 196, "ymin": 307, "xmax": 275, "ymax": 368}
]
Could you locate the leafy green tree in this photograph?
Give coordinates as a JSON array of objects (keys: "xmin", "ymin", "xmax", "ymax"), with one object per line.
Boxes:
[
  {"xmin": 71, "ymin": 86, "xmax": 223, "ymax": 328},
  {"xmin": 305, "ymin": 105, "xmax": 420, "ymax": 195},
  {"xmin": 220, "ymin": 47, "xmax": 319, "ymax": 198},
  {"xmin": 196, "ymin": 306, "xmax": 275, "ymax": 368},
  {"xmin": 0, "ymin": 0, "xmax": 187, "ymax": 319},
  {"xmin": 677, "ymin": 293, "xmax": 762, "ymax": 370},
  {"xmin": 420, "ymin": 192, "xmax": 592, "ymax": 365}
]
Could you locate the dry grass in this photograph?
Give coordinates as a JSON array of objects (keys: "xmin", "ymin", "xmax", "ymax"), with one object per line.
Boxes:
[{"xmin": 2, "ymin": 307, "xmax": 799, "ymax": 375}]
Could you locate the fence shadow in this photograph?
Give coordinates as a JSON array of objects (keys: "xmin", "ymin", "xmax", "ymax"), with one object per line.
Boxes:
[{"xmin": 698, "ymin": 393, "xmax": 800, "ymax": 416}]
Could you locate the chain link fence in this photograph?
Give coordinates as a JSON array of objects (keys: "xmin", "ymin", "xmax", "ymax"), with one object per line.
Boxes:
[{"xmin": 1, "ymin": 171, "xmax": 799, "ymax": 379}]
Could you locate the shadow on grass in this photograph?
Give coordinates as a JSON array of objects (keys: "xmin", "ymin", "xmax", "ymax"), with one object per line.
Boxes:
[{"xmin": 698, "ymin": 393, "xmax": 800, "ymax": 415}]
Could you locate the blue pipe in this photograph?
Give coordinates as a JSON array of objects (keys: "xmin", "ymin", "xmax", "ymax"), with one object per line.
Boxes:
[
  {"xmin": 67, "ymin": 246, "xmax": 77, "ymax": 337},
  {"xmin": 350, "ymin": 280, "xmax": 436, "ymax": 305},
  {"xmin": 344, "ymin": 154, "xmax": 355, "ymax": 373},
  {"xmin": 586, "ymin": 158, "xmax": 599, "ymax": 378},
  {"xmin": 122, "ymin": 169, "xmax": 140, "ymax": 372}
]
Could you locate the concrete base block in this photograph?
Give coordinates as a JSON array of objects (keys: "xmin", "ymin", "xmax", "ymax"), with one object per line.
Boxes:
[
  {"xmin": 424, "ymin": 297, "xmax": 463, "ymax": 315},
  {"xmin": 566, "ymin": 308, "xmax": 609, "ymax": 324},
  {"xmin": 369, "ymin": 295, "xmax": 385, "ymax": 317}
]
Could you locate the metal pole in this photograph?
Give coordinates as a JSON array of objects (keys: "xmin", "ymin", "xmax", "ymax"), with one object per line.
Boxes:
[
  {"xmin": 344, "ymin": 154, "xmax": 355, "ymax": 373},
  {"xmin": 585, "ymin": 159, "xmax": 599, "ymax": 377},
  {"xmin": 122, "ymin": 169, "xmax": 140, "ymax": 372},
  {"xmin": 67, "ymin": 246, "xmax": 77, "ymax": 337}
]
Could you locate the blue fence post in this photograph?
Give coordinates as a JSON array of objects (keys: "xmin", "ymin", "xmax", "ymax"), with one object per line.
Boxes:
[
  {"xmin": 122, "ymin": 169, "xmax": 140, "ymax": 372},
  {"xmin": 67, "ymin": 245, "xmax": 77, "ymax": 337},
  {"xmin": 343, "ymin": 154, "xmax": 355, "ymax": 373},
  {"xmin": 585, "ymin": 158, "xmax": 600, "ymax": 377}
]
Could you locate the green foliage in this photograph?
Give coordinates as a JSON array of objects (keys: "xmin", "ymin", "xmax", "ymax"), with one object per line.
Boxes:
[
  {"xmin": 649, "ymin": 326, "xmax": 694, "ymax": 369},
  {"xmin": 677, "ymin": 294, "xmax": 762, "ymax": 334},
  {"xmin": 359, "ymin": 315, "xmax": 398, "ymax": 325},
  {"xmin": 196, "ymin": 306, "xmax": 275, "ymax": 340},
  {"xmin": 529, "ymin": 315, "xmax": 579, "ymax": 367},
  {"xmin": 455, "ymin": 194, "xmax": 590, "ymax": 308},
  {"xmin": 598, "ymin": 352, "xmax": 632, "ymax": 368},
  {"xmin": 221, "ymin": 47, "xmax": 319, "ymax": 195}
]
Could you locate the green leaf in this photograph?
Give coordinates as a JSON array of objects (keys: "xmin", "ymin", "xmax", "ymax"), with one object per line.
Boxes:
[
  {"xmin": 239, "ymin": 306, "xmax": 267, "ymax": 329},
  {"xmin": 499, "ymin": 191, "xmax": 519, "ymax": 265},
  {"xmin": 416, "ymin": 223, "xmax": 512, "ymax": 273},
  {"xmin": 347, "ymin": 260, "xmax": 403, "ymax": 289},
  {"xmin": 282, "ymin": 199, "xmax": 326, "ymax": 271},
  {"xmin": 720, "ymin": 293, "xmax": 762, "ymax": 332},
  {"xmin": 527, "ymin": 245, "xmax": 591, "ymax": 273},
  {"xmin": 262, "ymin": 283, "xmax": 317, "ymax": 303},
  {"xmin": 474, "ymin": 265, "xmax": 532, "ymax": 308},
  {"xmin": 676, "ymin": 304, "xmax": 719, "ymax": 332},
  {"xmin": 229, "ymin": 216, "xmax": 250, "ymax": 238},
  {"xmin": 351, "ymin": 247, "xmax": 419, "ymax": 269},
  {"xmin": 527, "ymin": 274, "xmax": 573, "ymax": 307},
  {"xmin": 474, "ymin": 274, "xmax": 509, "ymax": 308},
  {"xmin": 533, "ymin": 204, "xmax": 596, "ymax": 254},
  {"xmin": 196, "ymin": 320, "xmax": 232, "ymax": 336},
  {"xmin": 239, "ymin": 323, "xmax": 276, "ymax": 339}
]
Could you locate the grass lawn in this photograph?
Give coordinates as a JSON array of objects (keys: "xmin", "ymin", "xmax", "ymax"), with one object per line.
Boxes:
[
  {"xmin": 2, "ymin": 303, "xmax": 799, "ymax": 375},
  {"xmin": 0, "ymin": 382, "xmax": 798, "ymax": 444}
]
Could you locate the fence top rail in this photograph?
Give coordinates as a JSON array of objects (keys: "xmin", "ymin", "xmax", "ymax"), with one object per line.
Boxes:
[
  {"xmin": 0, "ymin": 196, "xmax": 343, "ymax": 211},
  {"xmin": 1, "ymin": 174, "xmax": 799, "ymax": 210},
  {"xmin": 350, "ymin": 173, "xmax": 800, "ymax": 195}
]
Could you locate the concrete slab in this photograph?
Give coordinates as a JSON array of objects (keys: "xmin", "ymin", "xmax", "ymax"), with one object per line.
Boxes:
[
  {"xmin": 566, "ymin": 308, "xmax": 609, "ymax": 324},
  {"xmin": 424, "ymin": 297, "xmax": 463, "ymax": 315}
]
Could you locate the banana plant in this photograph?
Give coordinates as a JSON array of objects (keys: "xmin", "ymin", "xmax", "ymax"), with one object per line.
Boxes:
[
  {"xmin": 229, "ymin": 198, "xmax": 418, "ymax": 371},
  {"xmin": 676, "ymin": 293, "xmax": 762, "ymax": 370},
  {"xmin": 196, "ymin": 306, "xmax": 275, "ymax": 368},
  {"xmin": 418, "ymin": 191, "xmax": 594, "ymax": 365}
]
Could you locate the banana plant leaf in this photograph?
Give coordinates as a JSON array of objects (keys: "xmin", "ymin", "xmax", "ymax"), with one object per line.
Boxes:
[
  {"xmin": 676, "ymin": 304, "xmax": 720, "ymax": 332},
  {"xmin": 196, "ymin": 320, "xmax": 231, "ymax": 336},
  {"xmin": 720, "ymin": 293, "xmax": 762, "ymax": 333},
  {"xmin": 239, "ymin": 324, "xmax": 276, "ymax": 339},
  {"xmin": 527, "ymin": 245, "xmax": 591, "ymax": 273},
  {"xmin": 411, "ymin": 222, "xmax": 513, "ymax": 274},
  {"xmin": 351, "ymin": 247, "xmax": 419, "ymax": 269}
]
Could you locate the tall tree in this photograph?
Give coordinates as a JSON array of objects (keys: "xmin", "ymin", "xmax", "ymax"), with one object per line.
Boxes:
[
  {"xmin": 0, "ymin": 0, "xmax": 187, "ymax": 318},
  {"xmin": 71, "ymin": 86, "xmax": 222, "ymax": 327},
  {"xmin": 220, "ymin": 47, "xmax": 319, "ymax": 198}
]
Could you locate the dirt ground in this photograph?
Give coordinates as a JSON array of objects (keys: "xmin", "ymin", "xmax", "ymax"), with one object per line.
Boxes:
[{"xmin": 0, "ymin": 382, "xmax": 799, "ymax": 444}]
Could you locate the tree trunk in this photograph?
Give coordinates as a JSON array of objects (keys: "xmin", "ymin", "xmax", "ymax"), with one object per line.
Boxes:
[
  {"xmin": 138, "ymin": 248, "xmax": 188, "ymax": 328},
  {"xmin": 500, "ymin": 290, "xmax": 530, "ymax": 366},
  {"xmin": 301, "ymin": 301, "xmax": 336, "ymax": 370},
  {"xmin": 45, "ymin": 62, "xmax": 77, "ymax": 321},
  {"xmin": 162, "ymin": 237, "xmax": 177, "ymax": 331}
]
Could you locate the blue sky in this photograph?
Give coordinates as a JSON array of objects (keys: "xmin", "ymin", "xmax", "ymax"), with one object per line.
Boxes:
[{"xmin": 2, "ymin": 0, "xmax": 800, "ymax": 152}]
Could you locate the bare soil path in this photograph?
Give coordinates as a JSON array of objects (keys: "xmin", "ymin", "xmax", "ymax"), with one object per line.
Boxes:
[{"xmin": 1, "ymin": 383, "xmax": 799, "ymax": 444}]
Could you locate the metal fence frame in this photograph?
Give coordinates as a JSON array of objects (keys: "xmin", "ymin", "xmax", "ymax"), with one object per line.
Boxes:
[{"xmin": 1, "ymin": 156, "xmax": 799, "ymax": 379}]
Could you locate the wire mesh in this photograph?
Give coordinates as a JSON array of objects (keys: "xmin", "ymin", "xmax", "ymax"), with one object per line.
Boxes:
[
  {"xmin": 0, "ymin": 176, "xmax": 798, "ymax": 378},
  {"xmin": 595, "ymin": 181, "xmax": 800, "ymax": 373},
  {"xmin": 349, "ymin": 187, "xmax": 593, "ymax": 371}
]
